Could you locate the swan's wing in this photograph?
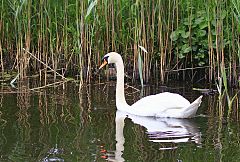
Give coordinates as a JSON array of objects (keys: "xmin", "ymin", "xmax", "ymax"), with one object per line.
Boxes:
[
  {"xmin": 132, "ymin": 92, "xmax": 190, "ymax": 110},
  {"xmin": 128, "ymin": 92, "xmax": 191, "ymax": 117}
]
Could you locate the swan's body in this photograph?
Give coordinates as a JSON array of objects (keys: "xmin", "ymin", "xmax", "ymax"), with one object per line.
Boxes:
[{"xmin": 99, "ymin": 52, "xmax": 202, "ymax": 118}]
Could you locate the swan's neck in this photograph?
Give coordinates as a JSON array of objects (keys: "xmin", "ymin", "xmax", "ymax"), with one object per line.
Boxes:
[{"xmin": 115, "ymin": 59, "xmax": 129, "ymax": 109}]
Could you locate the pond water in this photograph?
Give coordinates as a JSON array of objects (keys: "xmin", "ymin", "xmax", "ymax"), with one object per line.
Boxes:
[{"xmin": 0, "ymin": 81, "xmax": 240, "ymax": 162}]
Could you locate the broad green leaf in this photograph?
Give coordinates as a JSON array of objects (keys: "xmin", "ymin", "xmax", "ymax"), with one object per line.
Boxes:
[
  {"xmin": 170, "ymin": 31, "xmax": 179, "ymax": 41},
  {"xmin": 211, "ymin": 30, "xmax": 216, "ymax": 36},
  {"xmin": 195, "ymin": 17, "xmax": 204, "ymax": 25},
  {"xmin": 178, "ymin": 53, "xmax": 185, "ymax": 59},
  {"xmin": 192, "ymin": 46, "xmax": 197, "ymax": 51},
  {"xmin": 182, "ymin": 44, "xmax": 192, "ymax": 53},
  {"xmin": 199, "ymin": 21, "xmax": 208, "ymax": 29},
  {"xmin": 183, "ymin": 47, "xmax": 192, "ymax": 53},
  {"xmin": 181, "ymin": 31, "xmax": 190, "ymax": 38},
  {"xmin": 183, "ymin": 21, "xmax": 190, "ymax": 26},
  {"xmin": 211, "ymin": 20, "xmax": 216, "ymax": 27},
  {"xmin": 223, "ymin": 40, "xmax": 231, "ymax": 47},
  {"xmin": 195, "ymin": 53, "xmax": 205, "ymax": 59},
  {"xmin": 221, "ymin": 10, "xmax": 227, "ymax": 19},
  {"xmin": 198, "ymin": 61, "xmax": 205, "ymax": 66},
  {"xmin": 197, "ymin": 30, "xmax": 206, "ymax": 37}
]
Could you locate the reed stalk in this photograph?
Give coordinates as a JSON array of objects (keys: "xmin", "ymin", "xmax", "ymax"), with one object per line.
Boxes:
[{"xmin": 0, "ymin": 0, "xmax": 238, "ymax": 90}]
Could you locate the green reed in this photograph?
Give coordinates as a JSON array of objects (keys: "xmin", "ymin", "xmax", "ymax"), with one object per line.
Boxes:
[{"xmin": 0, "ymin": 0, "xmax": 239, "ymax": 89}]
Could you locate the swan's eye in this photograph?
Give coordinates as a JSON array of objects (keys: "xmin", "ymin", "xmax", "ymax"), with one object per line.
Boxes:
[
  {"xmin": 101, "ymin": 56, "xmax": 109, "ymax": 63},
  {"xmin": 99, "ymin": 56, "xmax": 109, "ymax": 69}
]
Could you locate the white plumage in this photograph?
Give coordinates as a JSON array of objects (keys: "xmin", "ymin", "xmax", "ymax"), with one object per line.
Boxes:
[{"xmin": 99, "ymin": 52, "xmax": 202, "ymax": 118}]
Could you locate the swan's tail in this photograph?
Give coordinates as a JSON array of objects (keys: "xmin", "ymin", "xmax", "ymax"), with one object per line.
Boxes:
[{"xmin": 182, "ymin": 95, "xmax": 203, "ymax": 118}]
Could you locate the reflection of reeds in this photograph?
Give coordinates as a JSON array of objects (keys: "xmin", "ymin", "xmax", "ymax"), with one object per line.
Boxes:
[
  {"xmin": 1, "ymin": 81, "xmax": 240, "ymax": 160},
  {"xmin": 36, "ymin": 83, "xmax": 92, "ymax": 160},
  {"xmin": 16, "ymin": 80, "xmax": 31, "ymax": 128}
]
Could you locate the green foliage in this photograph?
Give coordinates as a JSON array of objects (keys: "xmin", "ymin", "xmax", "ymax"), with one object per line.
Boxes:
[
  {"xmin": 0, "ymin": 0, "xmax": 239, "ymax": 86},
  {"xmin": 85, "ymin": 0, "xmax": 98, "ymax": 21},
  {"xmin": 170, "ymin": 9, "xmax": 231, "ymax": 67},
  {"xmin": 232, "ymin": 0, "xmax": 240, "ymax": 23},
  {"xmin": 170, "ymin": 11, "xmax": 209, "ymax": 66}
]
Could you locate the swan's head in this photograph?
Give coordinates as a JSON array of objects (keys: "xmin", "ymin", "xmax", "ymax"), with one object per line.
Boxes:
[{"xmin": 99, "ymin": 52, "xmax": 122, "ymax": 69}]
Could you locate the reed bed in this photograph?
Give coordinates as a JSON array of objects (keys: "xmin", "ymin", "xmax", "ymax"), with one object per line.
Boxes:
[{"xmin": 0, "ymin": 0, "xmax": 239, "ymax": 87}]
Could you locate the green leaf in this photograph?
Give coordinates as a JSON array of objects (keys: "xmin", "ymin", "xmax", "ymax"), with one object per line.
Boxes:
[
  {"xmin": 232, "ymin": 0, "xmax": 240, "ymax": 23},
  {"xmin": 199, "ymin": 21, "xmax": 208, "ymax": 29},
  {"xmin": 198, "ymin": 61, "xmax": 205, "ymax": 66},
  {"xmin": 224, "ymin": 40, "xmax": 231, "ymax": 46},
  {"xmin": 233, "ymin": 12, "xmax": 240, "ymax": 23},
  {"xmin": 170, "ymin": 31, "xmax": 179, "ymax": 41},
  {"xmin": 178, "ymin": 53, "xmax": 185, "ymax": 59},
  {"xmin": 85, "ymin": 0, "xmax": 97, "ymax": 20},
  {"xmin": 183, "ymin": 17, "xmax": 193, "ymax": 25},
  {"xmin": 178, "ymin": 29, "xmax": 185, "ymax": 35},
  {"xmin": 197, "ymin": 30, "xmax": 206, "ymax": 37},
  {"xmin": 181, "ymin": 31, "xmax": 190, "ymax": 38},
  {"xmin": 211, "ymin": 30, "xmax": 216, "ymax": 36},
  {"xmin": 183, "ymin": 21, "xmax": 190, "ymax": 26},
  {"xmin": 211, "ymin": 20, "xmax": 216, "ymax": 27},
  {"xmin": 182, "ymin": 44, "xmax": 192, "ymax": 53},
  {"xmin": 195, "ymin": 17, "xmax": 204, "ymax": 25},
  {"xmin": 183, "ymin": 47, "xmax": 192, "ymax": 53},
  {"xmin": 198, "ymin": 53, "xmax": 205, "ymax": 59},
  {"xmin": 221, "ymin": 63, "xmax": 228, "ymax": 91},
  {"xmin": 192, "ymin": 46, "xmax": 198, "ymax": 51},
  {"xmin": 221, "ymin": 10, "xmax": 227, "ymax": 19}
]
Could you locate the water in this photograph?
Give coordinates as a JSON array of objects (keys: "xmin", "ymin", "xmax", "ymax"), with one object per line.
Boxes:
[{"xmin": 0, "ymin": 81, "xmax": 240, "ymax": 162}]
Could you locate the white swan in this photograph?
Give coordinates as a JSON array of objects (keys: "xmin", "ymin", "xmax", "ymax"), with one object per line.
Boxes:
[{"xmin": 99, "ymin": 52, "xmax": 203, "ymax": 118}]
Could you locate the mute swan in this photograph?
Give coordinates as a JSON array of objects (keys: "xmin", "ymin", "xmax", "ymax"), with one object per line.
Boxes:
[{"xmin": 99, "ymin": 52, "xmax": 203, "ymax": 118}]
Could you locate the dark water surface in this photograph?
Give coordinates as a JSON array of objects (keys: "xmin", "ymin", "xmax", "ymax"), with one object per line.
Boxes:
[{"xmin": 0, "ymin": 82, "xmax": 240, "ymax": 162}]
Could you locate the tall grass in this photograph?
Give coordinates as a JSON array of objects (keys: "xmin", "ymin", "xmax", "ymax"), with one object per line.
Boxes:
[{"xmin": 0, "ymin": 0, "xmax": 239, "ymax": 88}]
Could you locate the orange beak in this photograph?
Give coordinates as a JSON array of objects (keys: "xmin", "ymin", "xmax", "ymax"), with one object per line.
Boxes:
[{"xmin": 99, "ymin": 59, "xmax": 108, "ymax": 70}]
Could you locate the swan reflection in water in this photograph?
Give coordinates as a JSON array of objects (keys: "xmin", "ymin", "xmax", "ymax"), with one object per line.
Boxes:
[
  {"xmin": 40, "ymin": 144, "xmax": 64, "ymax": 162},
  {"xmin": 102, "ymin": 110, "xmax": 201, "ymax": 162}
]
